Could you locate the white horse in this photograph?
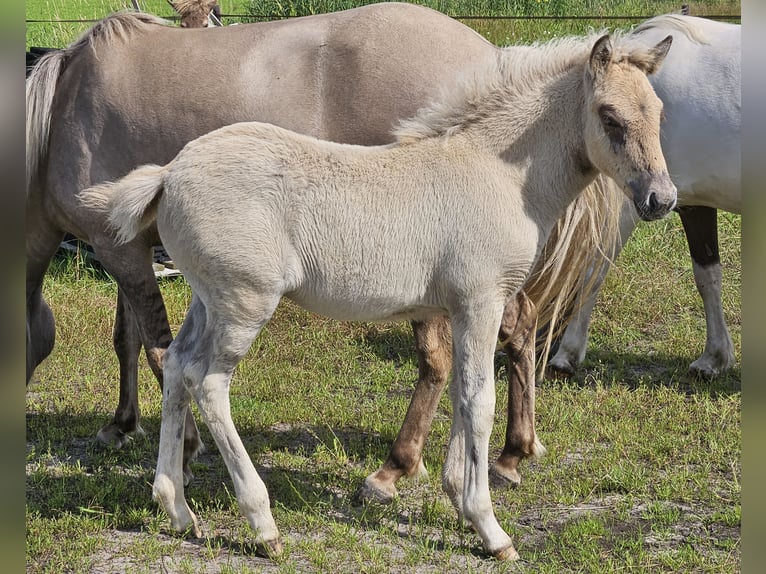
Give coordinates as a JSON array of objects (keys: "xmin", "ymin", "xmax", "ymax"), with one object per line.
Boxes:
[
  {"xmin": 82, "ymin": 32, "xmax": 675, "ymax": 560},
  {"xmin": 548, "ymin": 15, "xmax": 740, "ymax": 378}
]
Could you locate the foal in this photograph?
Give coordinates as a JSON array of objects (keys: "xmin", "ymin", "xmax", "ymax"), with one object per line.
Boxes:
[{"xmin": 83, "ymin": 32, "xmax": 674, "ymax": 559}]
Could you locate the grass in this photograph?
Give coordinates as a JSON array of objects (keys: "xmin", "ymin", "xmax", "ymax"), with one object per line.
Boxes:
[{"xmin": 26, "ymin": 1, "xmax": 741, "ymax": 572}]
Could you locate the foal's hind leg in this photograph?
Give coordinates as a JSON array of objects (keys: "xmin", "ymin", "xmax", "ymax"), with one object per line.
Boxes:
[
  {"xmin": 492, "ymin": 291, "xmax": 546, "ymax": 487},
  {"xmin": 677, "ymin": 206, "xmax": 735, "ymax": 377},
  {"xmin": 154, "ymin": 294, "xmax": 282, "ymax": 556},
  {"xmin": 354, "ymin": 316, "xmax": 452, "ymax": 505}
]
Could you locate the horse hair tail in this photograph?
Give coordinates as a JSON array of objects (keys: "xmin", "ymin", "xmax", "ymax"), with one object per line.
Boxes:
[
  {"xmin": 26, "ymin": 50, "xmax": 67, "ymax": 196},
  {"xmin": 79, "ymin": 164, "xmax": 167, "ymax": 245}
]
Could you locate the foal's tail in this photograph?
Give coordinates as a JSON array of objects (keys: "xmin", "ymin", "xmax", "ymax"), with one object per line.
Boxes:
[{"xmin": 79, "ymin": 164, "xmax": 167, "ymax": 245}]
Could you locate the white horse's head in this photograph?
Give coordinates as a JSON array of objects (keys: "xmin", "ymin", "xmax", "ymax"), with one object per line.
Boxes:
[{"xmin": 583, "ymin": 34, "xmax": 676, "ymax": 221}]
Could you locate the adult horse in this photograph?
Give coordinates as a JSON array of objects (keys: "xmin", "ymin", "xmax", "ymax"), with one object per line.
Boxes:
[
  {"xmin": 26, "ymin": 3, "xmax": 619, "ymax": 487},
  {"xmin": 82, "ymin": 30, "xmax": 675, "ymax": 559},
  {"xmin": 548, "ymin": 15, "xmax": 740, "ymax": 378}
]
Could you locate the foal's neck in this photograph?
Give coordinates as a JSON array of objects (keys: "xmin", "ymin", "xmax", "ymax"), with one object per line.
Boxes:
[{"xmin": 471, "ymin": 65, "xmax": 598, "ymax": 232}]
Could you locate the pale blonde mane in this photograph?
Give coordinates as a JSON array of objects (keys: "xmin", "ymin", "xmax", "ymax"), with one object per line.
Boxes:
[
  {"xmin": 67, "ymin": 12, "xmax": 170, "ymax": 54},
  {"xmin": 394, "ymin": 30, "xmax": 644, "ymax": 144}
]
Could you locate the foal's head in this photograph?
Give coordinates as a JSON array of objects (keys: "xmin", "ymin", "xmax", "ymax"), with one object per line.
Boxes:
[
  {"xmin": 169, "ymin": 0, "xmax": 219, "ymax": 28},
  {"xmin": 583, "ymin": 34, "xmax": 676, "ymax": 221}
]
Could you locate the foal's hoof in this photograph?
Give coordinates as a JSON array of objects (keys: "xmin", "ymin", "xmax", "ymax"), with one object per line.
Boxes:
[
  {"xmin": 256, "ymin": 537, "xmax": 284, "ymax": 559},
  {"xmin": 352, "ymin": 477, "xmax": 398, "ymax": 506},
  {"xmin": 494, "ymin": 543, "xmax": 520, "ymax": 561}
]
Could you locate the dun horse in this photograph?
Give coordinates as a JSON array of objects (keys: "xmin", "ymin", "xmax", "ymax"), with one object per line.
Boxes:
[
  {"xmin": 82, "ymin": 32, "xmax": 675, "ymax": 559},
  {"xmin": 27, "ymin": 4, "xmax": 620, "ymax": 490}
]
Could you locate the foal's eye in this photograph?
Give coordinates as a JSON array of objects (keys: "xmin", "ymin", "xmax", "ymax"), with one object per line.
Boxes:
[
  {"xmin": 600, "ymin": 110, "xmax": 622, "ymax": 132},
  {"xmin": 599, "ymin": 106, "xmax": 626, "ymax": 147}
]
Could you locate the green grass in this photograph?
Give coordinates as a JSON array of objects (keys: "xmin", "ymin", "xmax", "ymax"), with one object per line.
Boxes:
[{"xmin": 26, "ymin": 1, "xmax": 740, "ymax": 572}]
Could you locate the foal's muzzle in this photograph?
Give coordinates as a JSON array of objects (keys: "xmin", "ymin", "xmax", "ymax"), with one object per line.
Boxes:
[{"xmin": 630, "ymin": 172, "xmax": 677, "ymax": 221}]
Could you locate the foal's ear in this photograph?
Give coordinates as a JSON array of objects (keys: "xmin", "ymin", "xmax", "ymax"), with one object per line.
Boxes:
[
  {"xmin": 643, "ymin": 35, "xmax": 673, "ymax": 75},
  {"xmin": 589, "ymin": 34, "xmax": 613, "ymax": 80}
]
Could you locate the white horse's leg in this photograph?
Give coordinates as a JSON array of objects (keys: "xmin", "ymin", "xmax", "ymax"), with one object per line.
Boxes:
[
  {"xmin": 678, "ymin": 206, "xmax": 735, "ymax": 377},
  {"xmin": 443, "ymin": 302, "xmax": 517, "ymax": 561},
  {"xmin": 689, "ymin": 260, "xmax": 735, "ymax": 376},
  {"xmin": 549, "ymin": 199, "xmax": 638, "ymax": 374},
  {"xmin": 187, "ymin": 295, "xmax": 282, "ymax": 555}
]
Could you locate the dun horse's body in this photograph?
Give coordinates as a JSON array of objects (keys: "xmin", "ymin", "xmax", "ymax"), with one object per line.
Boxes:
[
  {"xmin": 548, "ymin": 15, "xmax": 741, "ymax": 378},
  {"xmin": 83, "ymin": 32, "xmax": 674, "ymax": 559},
  {"xmin": 27, "ymin": 3, "xmax": 619, "ymax": 491}
]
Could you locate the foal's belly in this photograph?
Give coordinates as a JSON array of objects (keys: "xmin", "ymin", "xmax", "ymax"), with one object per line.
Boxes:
[{"xmin": 285, "ymin": 288, "xmax": 444, "ymax": 323}]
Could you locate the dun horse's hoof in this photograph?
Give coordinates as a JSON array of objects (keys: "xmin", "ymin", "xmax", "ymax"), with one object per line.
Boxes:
[
  {"xmin": 494, "ymin": 543, "xmax": 520, "ymax": 561},
  {"xmin": 96, "ymin": 423, "xmax": 142, "ymax": 449}
]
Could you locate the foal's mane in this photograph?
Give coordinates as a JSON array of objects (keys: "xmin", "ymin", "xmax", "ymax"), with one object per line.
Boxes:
[{"xmin": 393, "ymin": 29, "xmax": 649, "ymax": 144}]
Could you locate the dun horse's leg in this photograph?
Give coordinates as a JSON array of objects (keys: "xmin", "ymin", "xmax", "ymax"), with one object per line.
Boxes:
[
  {"xmin": 26, "ymin": 221, "xmax": 63, "ymax": 382},
  {"xmin": 492, "ymin": 291, "xmax": 546, "ymax": 486},
  {"xmin": 94, "ymin": 243, "xmax": 202, "ymax": 477},
  {"xmin": 96, "ymin": 288, "xmax": 143, "ymax": 449},
  {"xmin": 354, "ymin": 316, "xmax": 452, "ymax": 504},
  {"xmin": 442, "ymin": 302, "xmax": 517, "ymax": 560},
  {"xmin": 677, "ymin": 206, "xmax": 735, "ymax": 377}
]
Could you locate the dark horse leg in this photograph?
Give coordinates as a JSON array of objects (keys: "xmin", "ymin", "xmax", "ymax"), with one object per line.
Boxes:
[
  {"xmin": 354, "ymin": 316, "xmax": 452, "ymax": 504},
  {"xmin": 92, "ymin": 242, "xmax": 202, "ymax": 483},
  {"xmin": 492, "ymin": 290, "xmax": 545, "ymax": 485},
  {"xmin": 355, "ymin": 291, "xmax": 543, "ymax": 504},
  {"xmin": 677, "ymin": 206, "xmax": 735, "ymax": 377}
]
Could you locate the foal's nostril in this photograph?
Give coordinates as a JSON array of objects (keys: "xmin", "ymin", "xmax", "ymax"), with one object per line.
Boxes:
[{"xmin": 648, "ymin": 192, "xmax": 659, "ymax": 212}]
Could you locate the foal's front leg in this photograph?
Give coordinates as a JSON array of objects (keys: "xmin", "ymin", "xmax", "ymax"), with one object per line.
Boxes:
[
  {"xmin": 493, "ymin": 291, "xmax": 546, "ymax": 486},
  {"xmin": 442, "ymin": 303, "xmax": 518, "ymax": 560}
]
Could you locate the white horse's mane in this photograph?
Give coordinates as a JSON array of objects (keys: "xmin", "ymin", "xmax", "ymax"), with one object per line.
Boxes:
[
  {"xmin": 633, "ymin": 13, "xmax": 710, "ymax": 44},
  {"xmin": 394, "ymin": 29, "xmax": 646, "ymax": 144}
]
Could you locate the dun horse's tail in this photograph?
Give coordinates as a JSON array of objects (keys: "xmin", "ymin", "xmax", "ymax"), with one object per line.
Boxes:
[
  {"xmin": 80, "ymin": 164, "xmax": 167, "ymax": 245},
  {"xmin": 26, "ymin": 50, "xmax": 66, "ymax": 195},
  {"xmin": 25, "ymin": 12, "xmax": 170, "ymax": 197}
]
